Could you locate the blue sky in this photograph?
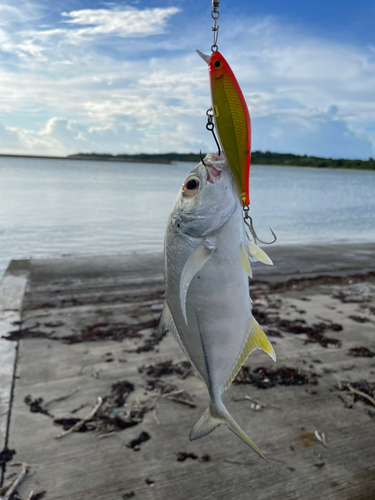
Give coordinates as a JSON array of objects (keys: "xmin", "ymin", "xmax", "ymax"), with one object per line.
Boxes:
[{"xmin": 0, "ymin": 0, "xmax": 374, "ymax": 158}]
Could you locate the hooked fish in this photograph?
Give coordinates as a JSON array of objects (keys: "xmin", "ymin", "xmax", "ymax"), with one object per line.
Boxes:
[
  {"xmin": 160, "ymin": 153, "xmax": 275, "ymax": 460},
  {"xmin": 197, "ymin": 50, "xmax": 251, "ymax": 207}
]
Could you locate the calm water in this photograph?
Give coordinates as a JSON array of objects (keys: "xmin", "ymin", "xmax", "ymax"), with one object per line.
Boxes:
[{"xmin": 0, "ymin": 157, "xmax": 374, "ymax": 279}]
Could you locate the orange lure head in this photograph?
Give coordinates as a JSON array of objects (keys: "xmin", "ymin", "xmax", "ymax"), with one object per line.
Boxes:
[{"xmin": 197, "ymin": 50, "xmax": 251, "ymax": 206}]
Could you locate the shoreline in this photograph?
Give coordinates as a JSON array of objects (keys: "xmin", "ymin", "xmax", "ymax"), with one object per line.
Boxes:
[
  {"xmin": 0, "ymin": 153, "xmax": 171, "ymax": 164},
  {"xmin": 16, "ymin": 241, "xmax": 375, "ymax": 284},
  {"xmin": 0, "ymin": 153, "xmax": 373, "ymax": 171}
]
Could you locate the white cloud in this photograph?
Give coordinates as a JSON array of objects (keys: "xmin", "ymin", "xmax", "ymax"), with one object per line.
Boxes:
[
  {"xmin": 0, "ymin": 9, "xmax": 374, "ymax": 158},
  {"xmin": 0, "ymin": 5, "xmax": 180, "ymax": 59},
  {"xmin": 0, "ymin": 1, "xmax": 40, "ymax": 25},
  {"xmin": 61, "ymin": 7, "xmax": 180, "ymax": 37},
  {"xmin": 0, "ymin": 115, "xmax": 205, "ymax": 157}
]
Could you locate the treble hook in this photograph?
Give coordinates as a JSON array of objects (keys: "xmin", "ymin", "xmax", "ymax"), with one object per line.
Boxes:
[
  {"xmin": 243, "ymin": 207, "xmax": 277, "ymax": 245},
  {"xmin": 200, "ymin": 150, "xmax": 207, "ymax": 166}
]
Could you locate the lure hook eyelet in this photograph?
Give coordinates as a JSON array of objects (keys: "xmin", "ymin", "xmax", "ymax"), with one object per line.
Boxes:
[{"xmin": 206, "ymin": 108, "xmax": 221, "ymax": 156}]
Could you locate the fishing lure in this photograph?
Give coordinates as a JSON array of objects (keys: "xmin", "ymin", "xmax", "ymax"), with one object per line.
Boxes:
[{"xmin": 197, "ymin": 49, "xmax": 251, "ymax": 207}]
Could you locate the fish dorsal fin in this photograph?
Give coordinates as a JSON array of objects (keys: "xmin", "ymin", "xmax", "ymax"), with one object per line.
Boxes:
[
  {"xmin": 240, "ymin": 244, "xmax": 252, "ymax": 278},
  {"xmin": 180, "ymin": 239, "xmax": 215, "ymax": 323},
  {"xmin": 222, "ymin": 317, "xmax": 276, "ymax": 393},
  {"xmin": 159, "ymin": 301, "xmax": 203, "ymax": 380},
  {"xmin": 247, "ymin": 242, "xmax": 273, "ymax": 265}
]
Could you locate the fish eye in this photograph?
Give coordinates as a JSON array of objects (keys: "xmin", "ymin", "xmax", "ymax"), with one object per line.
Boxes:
[
  {"xmin": 214, "ymin": 60, "xmax": 221, "ymax": 68},
  {"xmin": 182, "ymin": 176, "xmax": 200, "ymax": 195}
]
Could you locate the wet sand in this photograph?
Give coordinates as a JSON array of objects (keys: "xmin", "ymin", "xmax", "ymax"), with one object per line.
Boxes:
[{"xmin": 0, "ymin": 243, "xmax": 374, "ymax": 499}]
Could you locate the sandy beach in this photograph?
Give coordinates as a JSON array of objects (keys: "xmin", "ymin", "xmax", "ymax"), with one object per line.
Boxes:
[{"xmin": 0, "ymin": 244, "xmax": 374, "ymax": 499}]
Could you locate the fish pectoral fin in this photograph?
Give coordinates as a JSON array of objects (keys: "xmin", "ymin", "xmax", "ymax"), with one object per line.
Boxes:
[
  {"xmin": 240, "ymin": 244, "xmax": 252, "ymax": 278},
  {"xmin": 247, "ymin": 241, "xmax": 273, "ymax": 265},
  {"xmin": 180, "ymin": 240, "xmax": 215, "ymax": 323},
  {"xmin": 159, "ymin": 301, "xmax": 204, "ymax": 381},
  {"xmin": 223, "ymin": 317, "xmax": 276, "ymax": 393}
]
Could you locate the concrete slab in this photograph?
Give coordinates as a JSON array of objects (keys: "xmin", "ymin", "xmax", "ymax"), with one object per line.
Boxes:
[
  {"xmin": 0, "ymin": 259, "xmax": 29, "ymax": 478},
  {"xmin": 2, "ymin": 246, "xmax": 375, "ymax": 499}
]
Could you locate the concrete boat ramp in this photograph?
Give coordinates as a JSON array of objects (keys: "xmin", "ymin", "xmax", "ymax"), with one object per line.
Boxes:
[{"xmin": 0, "ymin": 244, "xmax": 375, "ymax": 500}]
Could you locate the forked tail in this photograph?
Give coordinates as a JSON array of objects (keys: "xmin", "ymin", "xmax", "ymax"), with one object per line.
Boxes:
[{"xmin": 189, "ymin": 402, "xmax": 266, "ymax": 461}]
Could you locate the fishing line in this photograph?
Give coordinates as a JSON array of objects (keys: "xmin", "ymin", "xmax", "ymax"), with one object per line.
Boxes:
[
  {"xmin": 211, "ymin": 0, "xmax": 220, "ymax": 52},
  {"xmin": 204, "ymin": 0, "xmax": 276, "ymax": 243},
  {"xmin": 203, "ymin": 1, "xmax": 221, "ymax": 156}
]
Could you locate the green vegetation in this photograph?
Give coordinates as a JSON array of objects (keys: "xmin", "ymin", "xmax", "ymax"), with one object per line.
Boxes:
[
  {"xmin": 68, "ymin": 152, "xmax": 200, "ymax": 163},
  {"xmin": 68, "ymin": 151, "xmax": 375, "ymax": 170},
  {"xmin": 251, "ymin": 151, "xmax": 375, "ymax": 170}
]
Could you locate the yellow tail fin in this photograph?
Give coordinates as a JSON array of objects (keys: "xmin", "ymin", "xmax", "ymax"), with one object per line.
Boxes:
[{"xmin": 189, "ymin": 403, "xmax": 267, "ymax": 461}]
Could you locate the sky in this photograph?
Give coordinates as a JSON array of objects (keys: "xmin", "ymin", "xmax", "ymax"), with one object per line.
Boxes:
[{"xmin": 0, "ymin": 0, "xmax": 374, "ymax": 159}]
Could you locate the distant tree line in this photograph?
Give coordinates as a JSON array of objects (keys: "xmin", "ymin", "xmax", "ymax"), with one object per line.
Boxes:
[
  {"xmin": 251, "ymin": 151, "xmax": 375, "ymax": 170},
  {"xmin": 68, "ymin": 151, "xmax": 375, "ymax": 170}
]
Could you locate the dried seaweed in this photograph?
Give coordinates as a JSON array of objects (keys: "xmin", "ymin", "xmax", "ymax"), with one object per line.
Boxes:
[
  {"xmin": 177, "ymin": 452, "xmax": 198, "ymax": 462},
  {"xmin": 349, "ymin": 315, "xmax": 370, "ymax": 323},
  {"xmin": 4, "ymin": 329, "xmax": 52, "ymax": 341},
  {"xmin": 54, "ymin": 418, "xmax": 88, "ymax": 432},
  {"xmin": 24, "ymin": 395, "xmax": 52, "ymax": 417},
  {"xmin": 269, "ymin": 272, "xmax": 375, "ymax": 293},
  {"xmin": 30, "ymin": 491, "xmax": 47, "ymax": 500},
  {"xmin": 53, "ymin": 381, "xmax": 154, "ymax": 436},
  {"xmin": 139, "ymin": 360, "xmax": 191, "ymax": 378},
  {"xmin": 234, "ymin": 366, "xmax": 318, "ymax": 388},
  {"xmin": 0, "ymin": 447, "xmax": 15, "ymax": 465},
  {"xmin": 348, "ymin": 347, "xmax": 375, "ymax": 358},
  {"xmin": 126, "ymin": 431, "xmax": 150, "ymax": 450},
  {"xmin": 252, "ymin": 308, "xmax": 278, "ymax": 325},
  {"xmin": 338, "ymin": 380, "xmax": 375, "ymax": 406},
  {"xmin": 278, "ymin": 320, "xmax": 342, "ymax": 348},
  {"xmin": 44, "ymin": 321, "xmax": 64, "ymax": 328},
  {"xmin": 61, "ymin": 321, "xmax": 156, "ymax": 344},
  {"xmin": 146, "ymin": 379, "xmax": 177, "ymax": 394},
  {"xmin": 267, "ymin": 330, "xmax": 284, "ymax": 338},
  {"xmin": 5, "ymin": 318, "xmax": 161, "ymax": 345},
  {"xmin": 133, "ymin": 329, "xmax": 167, "ymax": 353},
  {"xmin": 146, "ymin": 379, "xmax": 195, "ymax": 407}
]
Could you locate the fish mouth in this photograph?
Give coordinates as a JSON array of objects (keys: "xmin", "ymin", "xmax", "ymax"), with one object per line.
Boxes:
[{"xmin": 205, "ymin": 164, "xmax": 221, "ymax": 184}]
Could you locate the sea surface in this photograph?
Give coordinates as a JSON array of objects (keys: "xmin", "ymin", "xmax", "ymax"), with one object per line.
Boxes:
[{"xmin": 0, "ymin": 156, "xmax": 374, "ymax": 279}]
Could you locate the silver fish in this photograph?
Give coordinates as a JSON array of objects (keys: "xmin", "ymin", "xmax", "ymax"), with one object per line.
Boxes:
[{"xmin": 159, "ymin": 153, "xmax": 275, "ymax": 460}]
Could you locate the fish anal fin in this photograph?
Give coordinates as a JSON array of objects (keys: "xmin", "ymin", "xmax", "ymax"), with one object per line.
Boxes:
[
  {"xmin": 223, "ymin": 317, "xmax": 276, "ymax": 393},
  {"xmin": 247, "ymin": 242, "xmax": 273, "ymax": 265},
  {"xmin": 159, "ymin": 301, "xmax": 203, "ymax": 381},
  {"xmin": 180, "ymin": 240, "xmax": 215, "ymax": 323},
  {"xmin": 240, "ymin": 244, "xmax": 252, "ymax": 277}
]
